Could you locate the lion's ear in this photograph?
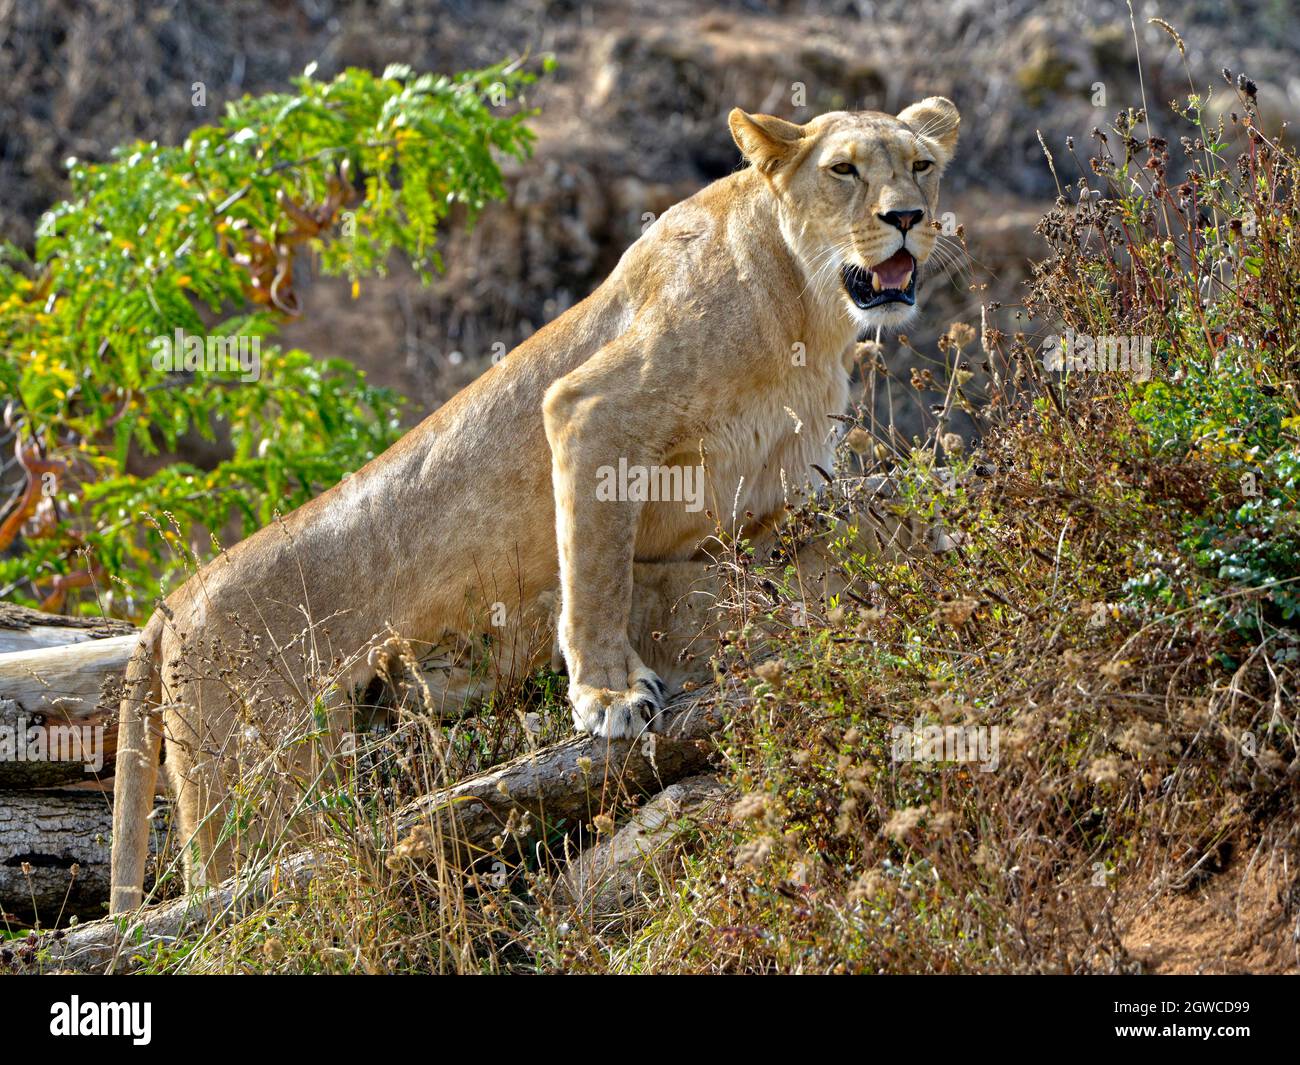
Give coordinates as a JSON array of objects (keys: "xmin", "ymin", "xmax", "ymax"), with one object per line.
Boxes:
[
  {"xmin": 896, "ymin": 96, "xmax": 960, "ymax": 161},
  {"xmin": 729, "ymin": 109, "xmax": 805, "ymax": 174}
]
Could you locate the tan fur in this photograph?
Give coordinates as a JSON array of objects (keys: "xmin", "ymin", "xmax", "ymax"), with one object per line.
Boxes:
[{"xmin": 109, "ymin": 100, "xmax": 959, "ymax": 912}]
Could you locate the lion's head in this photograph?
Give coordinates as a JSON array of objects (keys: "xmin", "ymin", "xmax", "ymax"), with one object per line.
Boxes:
[{"xmin": 729, "ymin": 98, "xmax": 960, "ymax": 333}]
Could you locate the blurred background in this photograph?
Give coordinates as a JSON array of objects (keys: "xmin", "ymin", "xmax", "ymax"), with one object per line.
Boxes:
[{"xmin": 3, "ymin": 0, "xmax": 1298, "ymax": 427}]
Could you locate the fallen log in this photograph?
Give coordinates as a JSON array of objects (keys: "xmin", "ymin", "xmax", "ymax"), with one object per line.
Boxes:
[
  {"xmin": 560, "ymin": 773, "xmax": 727, "ymax": 914},
  {"xmin": 0, "ymin": 635, "xmax": 137, "ymax": 787},
  {"xmin": 0, "ymin": 602, "xmax": 137, "ymax": 653},
  {"xmin": 11, "ymin": 851, "xmax": 318, "ymax": 975},
  {"xmin": 27, "ymin": 690, "xmax": 731, "ymax": 973},
  {"xmin": 390, "ymin": 692, "xmax": 727, "ymax": 862},
  {"xmin": 0, "ymin": 791, "xmax": 166, "ymax": 926}
]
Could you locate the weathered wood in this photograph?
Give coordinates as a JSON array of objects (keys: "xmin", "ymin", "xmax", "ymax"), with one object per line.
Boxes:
[
  {"xmin": 0, "ymin": 791, "xmax": 165, "ymax": 926},
  {"xmin": 389, "ymin": 692, "xmax": 727, "ymax": 862},
  {"xmin": 560, "ymin": 773, "xmax": 727, "ymax": 914},
  {"xmin": 29, "ymin": 690, "xmax": 730, "ymax": 973},
  {"xmin": 0, "ymin": 602, "xmax": 136, "ymax": 654},
  {"xmin": 0, "ymin": 636, "xmax": 136, "ymax": 787},
  {"xmin": 19, "ymin": 850, "xmax": 315, "ymax": 975}
]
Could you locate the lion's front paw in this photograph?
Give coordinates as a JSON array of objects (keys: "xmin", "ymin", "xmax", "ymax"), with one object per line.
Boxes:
[{"xmin": 570, "ymin": 666, "xmax": 670, "ymax": 739}]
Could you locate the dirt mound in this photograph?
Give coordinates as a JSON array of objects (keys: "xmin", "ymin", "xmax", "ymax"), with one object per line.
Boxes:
[{"xmin": 1124, "ymin": 853, "xmax": 1299, "ymax": 974}]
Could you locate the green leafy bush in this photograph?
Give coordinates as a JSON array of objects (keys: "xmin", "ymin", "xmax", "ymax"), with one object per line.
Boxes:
[{"xmin": 0, "ymin": 58, "xmax": 546, "ymax": 615}]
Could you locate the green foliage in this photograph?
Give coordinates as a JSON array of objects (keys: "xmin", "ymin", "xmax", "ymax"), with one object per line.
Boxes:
[
  {"xmin": 0, "ymin": 58, "xmax": 547, "ymax": 615},
  {"xmin": 1131, "ymin": 351, "xmax": 1300, "ymax": 639},
  {"xmin": 1024, "ymin": 78, "xmax": 1300, "ymax": 652}
]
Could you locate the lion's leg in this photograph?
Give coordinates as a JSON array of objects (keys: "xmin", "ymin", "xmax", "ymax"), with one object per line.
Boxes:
[
  {"xmin": 164, "ymin": 670, "xmax": 296, "ymax": 892},
  {"xmin": 160, "ymin": 695, "xmax": 233, "ymax": 893},
  {"xmin": 542, "ymin": 346, "xmax": 687, "ymax": 739}
]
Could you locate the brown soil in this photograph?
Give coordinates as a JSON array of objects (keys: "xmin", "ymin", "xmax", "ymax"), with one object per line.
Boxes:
[{"xmin": 1124, "ymin": 852, "xmax": 1299, "ymax": 974}]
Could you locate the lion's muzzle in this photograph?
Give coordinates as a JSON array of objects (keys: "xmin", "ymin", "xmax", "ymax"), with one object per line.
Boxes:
[{"xmin": 842, "ymin": 248, "xmax": 917, "ymax": 310}]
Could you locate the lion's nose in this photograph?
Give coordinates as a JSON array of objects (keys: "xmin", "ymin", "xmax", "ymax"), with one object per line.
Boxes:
[{"xmin": 879, "ymin": 209, "xmax": 924, "ymax": 232}]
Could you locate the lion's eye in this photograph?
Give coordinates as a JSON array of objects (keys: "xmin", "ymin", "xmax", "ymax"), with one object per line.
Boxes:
[
  {"xmin": 829, "ymin": 162, "xmax": 857, "ymax": 177},
  {"xmin": 913, "ymin": 159, "xmax": 934, "ymax": 173}
]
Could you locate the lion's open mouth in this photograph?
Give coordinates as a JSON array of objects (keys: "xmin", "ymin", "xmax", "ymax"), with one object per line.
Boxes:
[{"xmin": 842, "ymin": 249, "xmax": 917, "ymax": 310}]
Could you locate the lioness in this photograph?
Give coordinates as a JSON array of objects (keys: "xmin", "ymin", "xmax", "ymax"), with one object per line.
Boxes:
[{"xmin": 110, "ymin": 99, "xmax": 959, "ymax": 913}]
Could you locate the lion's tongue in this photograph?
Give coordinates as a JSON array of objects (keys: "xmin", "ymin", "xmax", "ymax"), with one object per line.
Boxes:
[{"xmin": 872, "ymin": 249, "xmax": 915, "ymax": 290}]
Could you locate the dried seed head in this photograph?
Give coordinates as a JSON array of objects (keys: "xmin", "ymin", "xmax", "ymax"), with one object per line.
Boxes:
[
  {"xmin": 883, "ymin": 805, "xmax": 927, "ymax": 842},
  {"xmin": 1147, "ymin": 17, "xmax": 1185, "ymax": 56},
  {"xmin": 935, "ymin": 598, "xmax": 978, "ymax": 627},
  {"xmin": 729, "ymin": 792, "xmax": 768, "ymax": 823},
  {"xmin": 944, "ymin": 322, "xmax": 978, "ymax": 350}
]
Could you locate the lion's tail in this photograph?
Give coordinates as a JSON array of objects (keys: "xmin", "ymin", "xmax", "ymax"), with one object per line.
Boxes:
[{"xmin": 109, "ymin": 613, "xmax": 165, "ymax": 914}]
